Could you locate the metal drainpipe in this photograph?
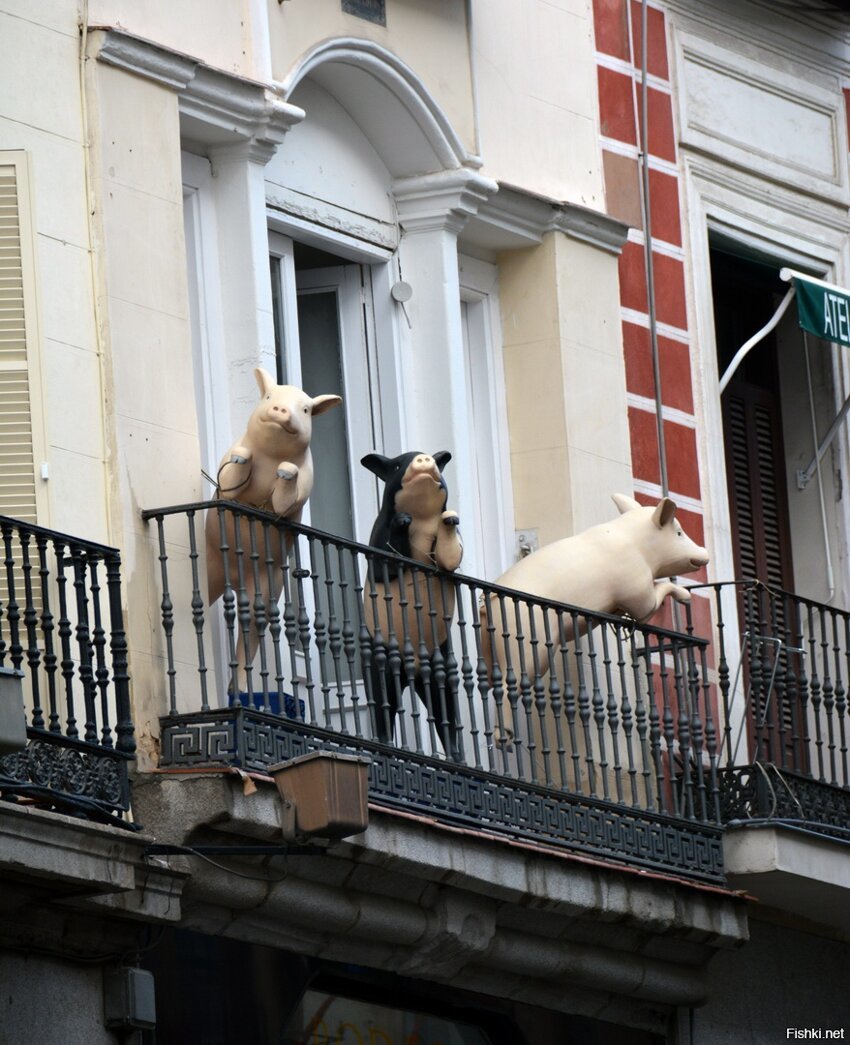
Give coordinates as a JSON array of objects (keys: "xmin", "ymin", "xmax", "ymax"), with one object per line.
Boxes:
[{"xmin": 627, "ymin": 0, "xmax": 669, "ymax": 496}]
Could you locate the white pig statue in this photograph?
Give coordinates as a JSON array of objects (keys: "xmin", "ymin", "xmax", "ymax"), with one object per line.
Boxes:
[
  {"xmin": 482, "ymin": 493, "xmax": 709, "ymax": 679},
  {"xmin": 205, "ymin": 367, "xmax": 341, "ymax": 689}
]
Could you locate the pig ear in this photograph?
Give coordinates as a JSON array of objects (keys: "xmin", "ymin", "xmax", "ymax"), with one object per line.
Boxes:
[
  {"xmin": 310, "ymin": 394, "xmax": 342, "ymax": 416},
  {"xmin": 612, "ymin": 493, "xmax": 641, "ymax": 515},
  {"xmin": 433, "ymin": 451, "xmax": 452, "ymax": 470},
  {"xmin": 254, "ymin": 367, "xmax": 276, "ymax": 397},
  {"xmin": 361, "ymin": 453, "xmax": 396, "ymax": 480},
  {"xmin": 652, "ymin": 497, "xmax": 678, "ymax": 528}
]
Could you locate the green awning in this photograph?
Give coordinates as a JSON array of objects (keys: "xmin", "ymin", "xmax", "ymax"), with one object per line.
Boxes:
[{"xmin": 788, "ymin": 269, "xmax": 850, "ymax": 348}]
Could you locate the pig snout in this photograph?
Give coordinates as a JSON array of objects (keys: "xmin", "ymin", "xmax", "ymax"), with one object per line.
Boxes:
[
  {"xmin": 404, "ymin": 454, "xmax": 441, "ymax": 483},
  {"xmin": 668, "ymin": 526, "xmax": 709, "ymax": 575},
  {"xmin": 263, "ymin": 401, "xmax": 299, "ymax": 432}
]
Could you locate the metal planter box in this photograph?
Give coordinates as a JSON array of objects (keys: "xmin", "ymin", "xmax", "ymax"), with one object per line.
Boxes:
[{"xmin": 270, "ymin": 750, "xmax": 370, "ymax": 841}]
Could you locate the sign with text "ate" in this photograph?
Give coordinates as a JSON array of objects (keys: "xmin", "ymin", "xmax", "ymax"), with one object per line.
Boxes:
[{"xmin": 792, "ymin": 271, "xmax": 850, "ymax": 348}]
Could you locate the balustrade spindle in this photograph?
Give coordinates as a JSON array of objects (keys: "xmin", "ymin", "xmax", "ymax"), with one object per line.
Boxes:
[
  {"xmin": 248, "ymin": 517, "xmax": 271, "ymax": 709},
  {"xmin": 820, "ymin": 607, "xmax": 837, "ymax": 785},
  {"xmin": 574, "ymin": 621, "xmax": 595, "ymax": 797},
  {"xmin": 601, "ymin": 624, "xmax": 623, "ymax": 804},
  {"xmin": 19, "ymin": 530, "xmax": 44, "ymax": 730},
  {"xmin": 106, "ymin": 551, "xmax": 134, "ymax": 756},
  {"xmin": 542, "ymin": 610, "xmax": 567, "ymax": 789},
  {"xmin": 88, "ymin": 558, "xmax": 113, "ymax": 749},
  {"xmin": 292, "ymin": 537, "xmax": 317, "ymax": 722},
  {"xmin": 808, "ymin": 604, "xmax": 825, "ymax": 781},
  {"xmin": 36, "ymin": 533, "xmax": 60, "ymax": 735},
  {"xmin": 455, "ymin": 581, "xmax": 481, "ymax": 770},
  {"xmin": 672, "ymin": 636, "xmax": 693, "ymax": 820},
  {"xmin": 216, "ymin": 507, "xmax": 241, "ymax": 701},
  {"xmin": 830, "ymin": 611, "xmax": 846, "ymax": 786},
  {"xmin": 560, "ymin": 611, "xmax": 582, "ymax": 793},
  {"xmin": 187, "ymin": 510, "xmax": 210, "ymax": 713},
  {"xmin": 615, "ymin": 626, "xmax": 637, "ymax": 807},
  {"xmin": 307, "ymin": 537, "xmax": 332, "ymax": 728},
  {"xmin": 586, "ymin": 624, "xmax": 610, "ymax": 802}
]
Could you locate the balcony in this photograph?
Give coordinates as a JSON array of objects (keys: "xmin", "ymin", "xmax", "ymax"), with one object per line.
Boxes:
[
  {"xmin": 697, "ymin": 580, "xmax": 850, "ymax": 836},
  {"xmin": 141, "ymin": 500, "xmax": 725, "ymax": 883},
  {"xmin": 3, "ymin": 504, "xmax": 848, "ymax": 887},
  {"xmin": 0, "ymin": 516, "xmax": 135, "ymax": 828}
]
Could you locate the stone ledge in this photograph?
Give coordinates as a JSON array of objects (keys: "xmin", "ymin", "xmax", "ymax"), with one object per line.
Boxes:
[
  {"xmin": 0, "ymin": 801, "xmax": 185, "ymax": 923},
  {"xmin": 131, "ymin": 771, "xmax": 749, "ymax": 1032}
]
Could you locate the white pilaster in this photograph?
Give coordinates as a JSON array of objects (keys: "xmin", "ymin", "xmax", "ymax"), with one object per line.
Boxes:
[
  {"xmin": 208, "ymin": 141, "xmax": 280, "ymax": 434},
  {"xmin": 394, "ymin": 169, "xmax": 497, "ymax": 566}
]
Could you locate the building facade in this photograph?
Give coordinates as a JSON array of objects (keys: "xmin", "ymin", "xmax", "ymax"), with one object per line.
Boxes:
[{"xmin": 0, "ymin": 1, "xmax": 849, "ymax": 1042}]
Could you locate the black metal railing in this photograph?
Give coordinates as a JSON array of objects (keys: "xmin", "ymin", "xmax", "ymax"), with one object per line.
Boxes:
[
  {"xmin": 141, "ymin": 501, "xmax": 724, "ymax": 882},
  {"xmin": 690, "ymin": 581, "xmax": 850, "ymax": 835},
  {"xmin": 0, "ymin": 516, "xmax": 135, "ymax": 825}
]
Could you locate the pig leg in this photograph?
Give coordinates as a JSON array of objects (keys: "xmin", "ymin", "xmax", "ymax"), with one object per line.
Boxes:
[
  {"xmin": 270, "ymin": 461, "xmax": 309, "ymax": 519},
  {"xmin": 652, "ymin": 580, "xmax": 692, "ymax": 610},
  {"xmin": 216, "ymin": 447, "xmax": 253, "ymax": 498},
  {"xmin": 434, "ymin": 511, "xmax": 462, "ymax": 571}
]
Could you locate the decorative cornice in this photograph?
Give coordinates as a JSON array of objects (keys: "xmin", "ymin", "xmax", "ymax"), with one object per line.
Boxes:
[
  {"xmin": 92, "ymin": 27, "xmax": 304, "ymax": 155},
  {"xmin": 550, "ymin": 201, "xmax": 630, "ymax": 255},
  {"xmin": 470, "ymin": 184, "xmax": 630, "ymax": 256},
  {"xmin": 393, "ymin": 169, "xmax": 499, "ymax": 236}
]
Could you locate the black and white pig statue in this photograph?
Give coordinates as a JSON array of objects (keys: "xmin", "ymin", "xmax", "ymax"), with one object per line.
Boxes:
[{"xmin": 361, "ymin": 451, "xmax": 463, "ymax": 759}]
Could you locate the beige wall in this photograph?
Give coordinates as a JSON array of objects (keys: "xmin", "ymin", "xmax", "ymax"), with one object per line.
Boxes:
[
  {"xmin": 89, "ymin": 0, "xmax": 260, "ymax": 79},
  {"xmin": 499, "ymin": 232, "xmax": 631, "ymax": 546},
  {"xmin": 271, "ymin": 0, "xmax": 476, "ymax": 155},
  {"xmin": 0, "ymin": 2, "xmax": 110, "ymax": 538},
  {"xmin": 472, "ymin": 0, "xmax": 604, "ymax": 208},
  {"xmin": 85, "ymin": 48, "xmax": 204, "ymax": 765}
]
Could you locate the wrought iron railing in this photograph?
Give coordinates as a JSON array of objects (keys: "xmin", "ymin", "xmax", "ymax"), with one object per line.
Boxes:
[
  {"xmin": 0, "ymin": 516, "xmax": 135, "ymax": 826},
  {"xmin": 141, "ymin": 501, "xmax": 724, "ymax": 882},
  {"xmin": 689, "ymin": 581, "xmax": 850, "ymax": 835}
]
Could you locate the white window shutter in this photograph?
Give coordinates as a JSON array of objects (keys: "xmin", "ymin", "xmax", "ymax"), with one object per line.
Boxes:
[{"xmin": 0, "ymin": 157, "xmax": 42, "ymax": 524}]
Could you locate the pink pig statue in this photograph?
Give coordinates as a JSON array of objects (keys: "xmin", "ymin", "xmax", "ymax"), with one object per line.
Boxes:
[
  {"xmin": 205, "ymin": 368, "xmax": 341, "ymax": 687},
  {"xmin": 482, "ymin": 494, "xmax": 709, "ymax": 677}
]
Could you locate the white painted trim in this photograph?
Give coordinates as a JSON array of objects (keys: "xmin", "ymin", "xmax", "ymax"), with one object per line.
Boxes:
[
  {"xmin": 181, "ymin": 152, "xmax": 232, "ymax": 476},
  {"xmin": 468, "ymin": 184, "xmax": 631, "ymax": 255},
  {"xmin": 394, "ymin": 168, "xmax": 498, "ymax": 234},
  {"xmin": 92, "ymin": 27, "xmax": 304, "ymax": 152},
  {"xmin": 277, "ymin": 36, "xmax": 479, "ymax": 171},
  {"xmin": 595, "ymin": 52, "xmax": 672, "ymax": 93},
  {"xmin": 458, "ymin": 253, "xmax": 515, "ymax": 576},
  {"xmin": 626, "ymin": 227, "xmax": 686, "ymax": 261},
  {"xmin": 632, "ymin": 479, "xmax": 704, "ymax": 515},
  {"xmin": 600, "ymin": 137, "xmax": 681, "ymax": 178},
  {"xmin": 620, "ymin": 306, "xmax": 690, "ymax": 344},
  {"xmin": 266, "ymin": 200, "xmax": 396, "ymax": 262},
  {"xmin": 673, "ymin": 27, "xmax": 849, "ymax": 206},
  {"xmin": 626, "ymin": 393, "xmax": 697, "ymax": 429}
]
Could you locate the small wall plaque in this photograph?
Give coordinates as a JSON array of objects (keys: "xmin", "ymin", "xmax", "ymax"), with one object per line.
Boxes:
[{"xmin": 341, "ymin": 0, "xmax": 386, "ymax": 26}]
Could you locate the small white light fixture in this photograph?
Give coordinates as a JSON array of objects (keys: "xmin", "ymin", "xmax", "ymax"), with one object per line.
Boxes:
[{"xmin": 390, "ymin": 280, "xmax": 413, "ymax": 303}]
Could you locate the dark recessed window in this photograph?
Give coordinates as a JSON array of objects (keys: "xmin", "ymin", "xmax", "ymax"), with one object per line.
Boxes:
[{"xmin": 341, "ymin": 0, "xmax": 386, "ymax": 26}]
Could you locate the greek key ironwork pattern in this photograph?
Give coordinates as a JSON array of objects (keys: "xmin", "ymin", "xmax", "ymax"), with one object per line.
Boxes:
[
  {"xmin": 160, "ymin": 709, "xmax": 724, "ymax": 882},
  {"xmin": 720, "ymin": 764, "xmax": 850, "ymax": 838},
  {"xmin": 0, "ymin": 731, "xmax": 130, "ymax": 818}
]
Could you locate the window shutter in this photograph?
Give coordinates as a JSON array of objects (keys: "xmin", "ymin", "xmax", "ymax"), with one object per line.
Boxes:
[
  {"xmin": 723, "ymin": 383, "xmax": 794, "ymax": 591},
  {"xmin": 0, "ymin": 157, "xmax": 41, "ymax": 524}
]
